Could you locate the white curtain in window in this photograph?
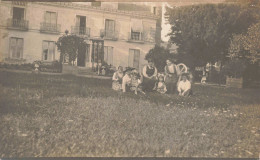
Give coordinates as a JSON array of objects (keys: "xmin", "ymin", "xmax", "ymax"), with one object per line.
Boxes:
[{"xmin": 131, "ymin": 19, "xmax": 143, "ymax": 32}]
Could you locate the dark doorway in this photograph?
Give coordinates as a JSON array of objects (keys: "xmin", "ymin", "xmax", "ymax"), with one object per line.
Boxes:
[
  {"xmin": 91, "ymin": 40, "xmax": 104, "ymax": 70},
  {"xmin": 77, "ymin": 44, "xmax": 86, "ymax": 67},
  {"xmin": 13, "ymin": 7, "xmax": 25, "ymax": 20}
]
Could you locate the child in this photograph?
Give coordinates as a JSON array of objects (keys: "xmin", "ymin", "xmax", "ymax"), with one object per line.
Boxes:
[
  {"xmin": 112, "ymin": 66, "xmax": 124, "ymax": 91},
  {"xmin": 153, "ymin": 74, "xmax": 167, "ymax": 94},
  {"xmin": 130, "ymin": 69, "xmax": 145, "ymax": 95},
  {"xmin": 177, "ymin": 73, "xmax": 191, "ymax": 97},
  {"xmin": 122, "ymin": 68, "xmax": 132, "ymax": 93}
]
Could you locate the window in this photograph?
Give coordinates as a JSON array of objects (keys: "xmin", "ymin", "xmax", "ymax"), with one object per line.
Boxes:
[
  {"xmin": 44, "ymin": 11, "xmax": 57, "ymax": 24},
  {"xmin": 105, "ymin": 19, "xmax": 115, "ymax": 31},
  {"xmin": 128, "ymin": 49, "xmax": 140, "ymax": 69},
  {"xmin": 42, "ymin": 41, "xmax": 55, "ymax": 61},
  {"xmin": 13, "ymin": 7, "xmax": 25, "ymax": 20},
  {"xmin": 75, "ymin": 15, "xmax": 86, "ymax": 35},
  {"xmin": 130, "ymin": 19, "xmax": 143, "ymax": 41},
  {"xmin": 153, "ymin": 7, "xmax": 156, "ymax": 14},
  {"xmin": 91, "ymin": 2, "xmax": 101, "ymax": 7},
  {"xmin": 131, "ymin": 30, "xmax": 141, "ymax": 41},
  {"xmin": 9, "ymin": 37, "xmax": 23, "ymax": 59},
  {"xmin": 104, "ymin": 46, "xmax": 113, "ymax": 65}
]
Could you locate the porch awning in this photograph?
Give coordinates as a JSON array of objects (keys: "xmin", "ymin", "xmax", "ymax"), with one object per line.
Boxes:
[{"xmin": 131, "ymin": 18, "xmax": 143, "ymax": 32}]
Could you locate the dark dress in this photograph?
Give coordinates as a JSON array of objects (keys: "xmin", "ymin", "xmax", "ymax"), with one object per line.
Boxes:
[
  {"xmin": 143, "ymin": 65, "xmax": 157, "ymax": 92},
  {"xmin": 165, "ymin": 64, "xmax": 178, "ymax": 94}
]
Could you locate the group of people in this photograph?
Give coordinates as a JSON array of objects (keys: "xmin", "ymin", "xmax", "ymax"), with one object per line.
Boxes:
[{"xmin": 112, "ymin": 59, "xmax": 192, "ymax": 96}]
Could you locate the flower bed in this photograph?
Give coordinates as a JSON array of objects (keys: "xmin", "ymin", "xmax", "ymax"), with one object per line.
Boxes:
[
  {"xmin": 0, "ymin": 63, "xmax": 33, "ymax": 71},
  {"xmin": 0, "ymin": 60, "xmax": 62, "ymax": 73},
  {"xmin": 37, "ymin": 61, "xmax": 62, "ymax": 73}
]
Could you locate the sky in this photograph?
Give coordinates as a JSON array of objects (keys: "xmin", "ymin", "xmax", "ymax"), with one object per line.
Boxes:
[{"xmin": 161, "ymin": 2, "xmax": 172, "ymax": 42}]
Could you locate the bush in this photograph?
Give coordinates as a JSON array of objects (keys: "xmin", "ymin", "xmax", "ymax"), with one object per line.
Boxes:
[
  {"xmin": 221, "ymin": 59, "xmax": 246, "ymax": 78},
  {"xmin": 145, "ymin": 45, "xmax": 174, "ymax": 72},
  {"xmin": 36, "ymin": 60, "xmax": 62, "ymax": 73},
  {"xmin": 0, "ymin": 63, "xmax": 34, "ymax": 71}
]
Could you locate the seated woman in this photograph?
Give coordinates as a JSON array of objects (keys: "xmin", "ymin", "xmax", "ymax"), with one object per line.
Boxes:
[
  {"xmin": 130, "ymin": 69, "xmax": 145, "ymax": 95},
  {"xmin": 177, "ymin": 73, "xmax": 192, "ymax": 97},
  {"xmin": 112, "ymin": 66, "xmax": 124, "ymax": 91},
  {"xmin": 142, "ymin": 59, "xmax": 158, "ymax": 92},
  {"xmin": 153, "ymin": 74, "xmax": 167, "ymax": 94}
]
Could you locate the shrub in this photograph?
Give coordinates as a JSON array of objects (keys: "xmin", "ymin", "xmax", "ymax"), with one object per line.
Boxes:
[
  {"xmin": 221, "ymin": 59, "xmax": 246, "ymax": 78},
  {"xmin": 36, "ymin": 60, "xmax": 62, "ymax": 73}
]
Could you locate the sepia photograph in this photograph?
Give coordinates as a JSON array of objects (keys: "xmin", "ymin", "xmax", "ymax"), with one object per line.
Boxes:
[{"xmin": 0, "ymin": 0, "xmax": 259, "ymax": 158}]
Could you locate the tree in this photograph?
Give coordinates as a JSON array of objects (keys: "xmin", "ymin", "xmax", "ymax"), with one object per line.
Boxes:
[
  {"xmin": 165, "ymin": 3, "xmax": 258, "ymax": 68},
  {"xmin": 228, "ymin": 22, "xmax": 260, "ymax": 64},
  {"xmin": 56, "ymin": 34, "xmax": 87, "ymax": 65},
  {"xmin": 145, "ymin": 45, "xmax": 174, "ymax": 72}
]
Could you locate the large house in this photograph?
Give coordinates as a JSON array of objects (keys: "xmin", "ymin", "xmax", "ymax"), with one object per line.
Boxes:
[{"xmin": 0, "ymin": 1, "xmax": 161, "ymax": 71}]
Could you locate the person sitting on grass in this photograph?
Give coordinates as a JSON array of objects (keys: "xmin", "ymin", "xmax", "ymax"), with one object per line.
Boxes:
[
  {"xmin": 122, "ymin": 68, "xmax": 133, "ymax": 93},
  {"xmin": 177, "ymin": 73, "xmax": 191, "ymax": 97},
  {"xmin": 112, "ymin": 66, "xmax": 124, "ymax": 91},
  {"xmin": 153, "ymin": 74, "xmax": 167, "ymax": 94},
  {"xmin": 130, "ymin": 69, "xmax": 145, "ymax": 95}
]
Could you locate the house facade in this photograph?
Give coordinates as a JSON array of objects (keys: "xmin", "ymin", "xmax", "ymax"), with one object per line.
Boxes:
[{"xmin": 0, "ymin": 1, "xmax": 161, "ymax": 71}]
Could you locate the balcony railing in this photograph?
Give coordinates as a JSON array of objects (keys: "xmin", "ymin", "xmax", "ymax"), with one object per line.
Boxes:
[
  {"xmin": 40, "ymin": 22, "xmax": 61, "ymax": 34},
  {"xmin": 128, "ymin": 32, "xmax": 144, "ymax": 42},
  {"xmin": 128, "ymin": 30, "xmax": 156, "ymax": 43},
  {"xmin": 100, "ymin": 29, "xmax": 118, "ymax": 40},
  {"xmin": 71, "ymin": 26, "xmax": 90, "ymax": 37},
  {"xmin": 12, "ymin": 1, "xmax": 27, "ymax": 6},
  {"xmin": 7, "ymin": 18, "xmax": 29, "ymax": 31}
]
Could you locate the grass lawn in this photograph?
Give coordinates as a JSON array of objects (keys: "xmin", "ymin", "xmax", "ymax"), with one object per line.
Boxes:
[{"xmin": 0, "ymin": 71, "xmax": 259, "ymax": 158}]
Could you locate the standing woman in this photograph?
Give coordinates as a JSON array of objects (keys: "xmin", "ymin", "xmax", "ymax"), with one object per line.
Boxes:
[
  {"xmin": 164, "ymin": 59, "xmax": 179, "ymax": 94},
  {"xmin": 112, "ymin": 66, "xmax": 124, "ymax": 91},
  {"xmin": 142, "ymin": 59, "xmax": 158, "ymax": 92}
]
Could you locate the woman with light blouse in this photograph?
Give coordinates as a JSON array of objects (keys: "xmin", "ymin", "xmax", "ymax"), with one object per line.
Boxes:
[{"xmin": 112, "ymin": 66, "xmax": 124, "ymax": 91}]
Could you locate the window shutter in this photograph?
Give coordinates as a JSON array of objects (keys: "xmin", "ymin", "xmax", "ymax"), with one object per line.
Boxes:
[
  {"xmin": 133, "ymin": 50, "xmax": 140, "ymax": 70},
  {"xmin": 115, "ymin": 20, "xmax": 120, "ymax": 38},
  {"xmin": 50, "ymin": 12, "xmax": 57, "ymax": 24},
  {"xmin": 42, "ymin": 41, "xmax": 48, "ymax": 60},
  {"xmin": 17, "ymin": 38, "xmax": 23, "ymax": 59},
  {"xmin": 104, "ymin": 46, "xmax": 108, "ymax": 63},
  {"xmin": 108, "ymin": 47, "xmax": 113, "ymax": 65},
  {"xmin": 9, "ymin": 38, "xmax": 16, "ymax": 58},
  {"xmin": 76, "ymin": 15, "xmax": 80, "ymax": 26},
  {"xmin": 45, "ymin": 12, "xmax": 50, "ymax": 24},
  {"xmin": 128, "ymin": 49, "xmax": 134, "ymax": 67},
  {"xmin": 48, "ymin": 42, "xmax": 55, "ymax": 61}
]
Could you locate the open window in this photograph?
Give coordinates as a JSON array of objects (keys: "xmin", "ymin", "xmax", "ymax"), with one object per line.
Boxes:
[{"xmin": 130, "ymin": 19, "xmax": 143, "ymax": 41}]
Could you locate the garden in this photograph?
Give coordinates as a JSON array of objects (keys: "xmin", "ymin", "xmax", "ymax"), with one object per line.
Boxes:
[{"xmin": 0, "ymin": 71, "xmax": 259, "ymax": 157}]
